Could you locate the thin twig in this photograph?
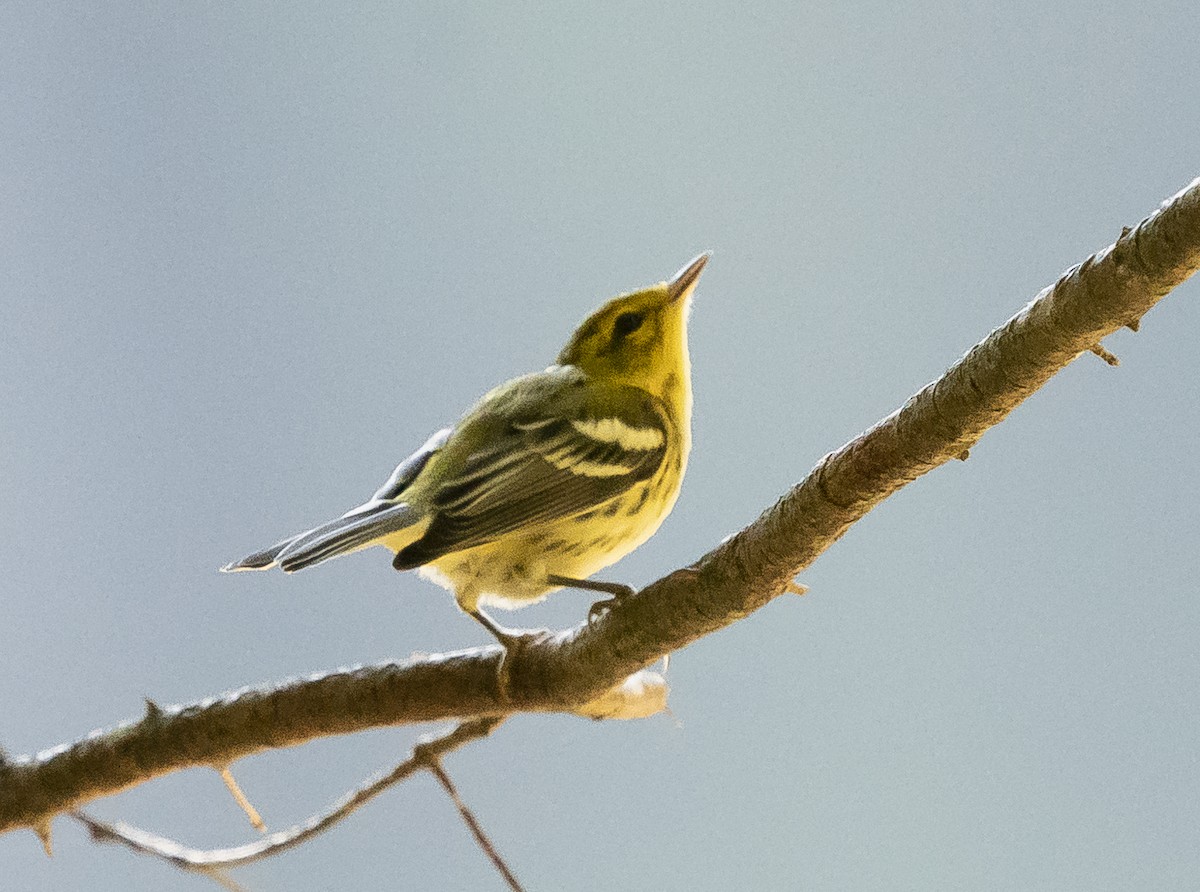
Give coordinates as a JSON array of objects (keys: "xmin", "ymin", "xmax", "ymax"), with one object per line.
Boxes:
[
  {"xmin": 217, "ymin": 767, "xmax": 265, "ymax": 832},
  {"xmin": 206, "ymin": 869, "xmax": 251, "ymax": 892},
  {"xmin": 428, "ymin": 761, "xmax": 526, "ymax": 892},
  {"xmin": 71, "ymin": 718, "xmax": 503, "ymax": 872},
  {"xmin": 1089, "ymin": 342, "xmax": 1121, "ymax": 365}
]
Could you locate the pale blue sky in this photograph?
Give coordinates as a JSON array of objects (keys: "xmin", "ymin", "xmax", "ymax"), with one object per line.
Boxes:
[{"xmin": 3, "ymin": 4, "xmax": 1199, "ymax": 890}]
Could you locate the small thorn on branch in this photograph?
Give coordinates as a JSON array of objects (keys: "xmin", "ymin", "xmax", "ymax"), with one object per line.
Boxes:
[
  {"xmin": 1126, "ymin": 318, "xmax": 1141, "ymax": 332},
  {"xmin": 217, "ymin": 766, "xmax": 266, "ymax": 832},
  {"xmin": 1089, "ymin": 344, "xmax": 1120, "ymax": 366},
  {"xmin": 1121, "ymin": 225, "xmax": 1132, "ymax": 238},
  {"xmin": 784, "ymin": 581, "xmax": 809, "ymax": 596},
  {"xmin": 34, "ymin": 820, "xmax": 54, "ymax": 857},
  {"xmin": 143, "ymin": 698, "xmax": 165, "ymax": 722}
]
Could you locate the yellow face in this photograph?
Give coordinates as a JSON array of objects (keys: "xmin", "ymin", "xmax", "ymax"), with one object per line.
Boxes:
[{"xmin": 556, "ymin": 283, "xmax": 692, "ymax": 395}]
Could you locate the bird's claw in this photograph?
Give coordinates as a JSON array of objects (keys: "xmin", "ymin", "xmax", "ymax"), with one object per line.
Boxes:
[
  {"xmin": 587, "ymin": 599, "xmax": 612, "ymax": 626},
  {"xmin": 587, "ymin": 587, "xmax": 637, "ymax": 626}
]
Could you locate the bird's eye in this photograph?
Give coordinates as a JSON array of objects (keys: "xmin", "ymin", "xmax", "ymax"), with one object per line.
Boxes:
[{"xmin": 613, "ymin": 312, "xmax": 644, "ymax": 337}]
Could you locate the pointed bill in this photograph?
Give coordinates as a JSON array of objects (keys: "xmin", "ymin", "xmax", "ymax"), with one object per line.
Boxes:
[{"xmin": 667, "ymin": 252, "xmax": 711, "ymax": 303}]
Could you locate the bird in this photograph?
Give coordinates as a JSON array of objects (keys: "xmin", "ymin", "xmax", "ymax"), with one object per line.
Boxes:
[{"xmin": 222, "ymin": 254, "xmax": 708, "ymax": 652}]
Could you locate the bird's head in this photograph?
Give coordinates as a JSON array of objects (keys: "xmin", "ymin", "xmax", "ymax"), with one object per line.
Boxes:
[{"xmin": 556, "ymin": 254, "xmax": 709, "ymax": 403}]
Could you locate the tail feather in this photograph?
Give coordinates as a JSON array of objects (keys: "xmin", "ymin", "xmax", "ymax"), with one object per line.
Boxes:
[
  {"xmin": 222, "ymin": 502, "xmax": 423, "ymax": 575},
  {"xmin": 221, "ymin": 537, "xmax": 296, "ymax": 572}
]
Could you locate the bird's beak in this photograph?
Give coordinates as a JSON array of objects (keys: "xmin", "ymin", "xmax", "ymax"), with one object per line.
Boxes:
[{"xmin": 666, "ymin": 252, "xmax": 711, "ymax": 303}]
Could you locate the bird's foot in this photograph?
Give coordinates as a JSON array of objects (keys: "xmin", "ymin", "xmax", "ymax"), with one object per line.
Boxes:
[
  {"xmin": 494, "ymin": 627, "xmax": 554, "ymax": 704},
  {"xmin": 584, "ymin": 568, "xmax": 707, "ymax": 625},
  {"xmin": 544, "ymin": 574, "xmax": 638, "ymax": 626},
  {"xmin": 586, "ymin": 587, "xmax": 638, "ymax": 625},
  {"xmin": 468, "ymin": 608, "xmax": 551, "ymax": 703}
]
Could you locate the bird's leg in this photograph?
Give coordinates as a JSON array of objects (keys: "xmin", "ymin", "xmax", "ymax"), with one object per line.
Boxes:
[
  {"xmin": 466, "ymin": 607, "xmax": 549, "ymax": 704},
  {"xmin": 546, "ymin": 574, "xmax": 638, "ymax": 625},
  {"xmin": 467, "ymin": 605, "xmax": 521, "ymax": 644}
]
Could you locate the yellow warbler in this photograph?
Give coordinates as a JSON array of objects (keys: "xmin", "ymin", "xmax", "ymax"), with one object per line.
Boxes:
[{"xmin": 223, "ymin": 254, "xmax": 708, "ymax": 646}]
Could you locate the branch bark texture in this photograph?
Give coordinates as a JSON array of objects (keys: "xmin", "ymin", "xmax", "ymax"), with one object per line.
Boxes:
[{"xmin": 3, "ymin": 177, "xmax": 1199, "ymax": 835}]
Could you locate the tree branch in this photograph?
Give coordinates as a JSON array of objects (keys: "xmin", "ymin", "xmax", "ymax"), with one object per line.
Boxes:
[{"xmin": 3, "ymin": 176, "xmax": 1198, "ymax": 836}]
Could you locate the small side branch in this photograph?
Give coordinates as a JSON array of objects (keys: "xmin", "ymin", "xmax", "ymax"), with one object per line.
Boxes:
[
  {"xmin": 216, "ymin": 767, "xmax": 264, "ymax": 832},
  {"xmin": 428, "ymin": 761, "xmax": 525, "ymax": 892},
  {"xmin": 71, "ymin": 718, "xmax": 503, "ymax": 872}
]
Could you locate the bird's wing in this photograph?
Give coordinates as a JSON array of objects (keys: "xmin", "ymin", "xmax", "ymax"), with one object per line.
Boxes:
[
  {"xmin": 372, "ymin": 427, "xmax": 454, "ymax": 502},
  {"xmin": 393, "ymin": 375, "xmax": 670, "ymax": 568}
]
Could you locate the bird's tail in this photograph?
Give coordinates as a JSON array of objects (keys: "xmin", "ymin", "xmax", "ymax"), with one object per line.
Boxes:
[
  {"xmin": 221, "ymin": 502, "xmax": 423, "ymax": 574},
  {"xmin": 221, "ymin": 537, "xmax": 294, "ymax": 572}
]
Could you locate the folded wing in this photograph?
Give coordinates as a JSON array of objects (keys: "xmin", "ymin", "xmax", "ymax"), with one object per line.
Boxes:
[{"xmin": 393, "ymin": 380, "xmax": 669, "ymax": 569}]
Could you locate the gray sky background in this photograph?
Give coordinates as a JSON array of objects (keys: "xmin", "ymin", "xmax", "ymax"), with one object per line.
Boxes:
[{"xmin": 3, "ymin": 4, "xmax": 1199, "ymax": 890}]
